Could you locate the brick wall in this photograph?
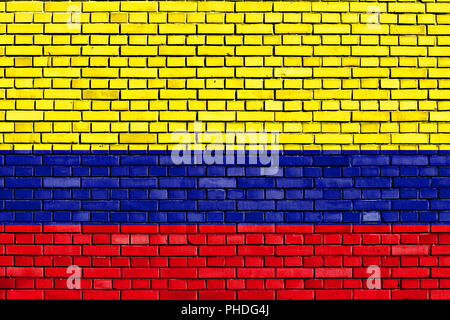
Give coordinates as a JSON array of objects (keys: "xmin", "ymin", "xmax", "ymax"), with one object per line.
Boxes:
[{"xmin": 2, "ymin": 225, "xmax": 450, "ymax": 300}]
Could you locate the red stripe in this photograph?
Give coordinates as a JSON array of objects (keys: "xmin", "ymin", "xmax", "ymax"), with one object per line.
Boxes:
[{"xmin": 0, "ymin": 225, "xmax": 450, "ymax": 300}]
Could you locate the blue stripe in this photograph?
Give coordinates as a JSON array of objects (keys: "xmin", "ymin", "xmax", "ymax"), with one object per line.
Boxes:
[{"xmin": 0, "ymin": 150, "xmax": 449, "ymax": 224}]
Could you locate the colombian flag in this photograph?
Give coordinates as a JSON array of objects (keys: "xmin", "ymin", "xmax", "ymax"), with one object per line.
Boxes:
[{"xmin": 0, "ymin": 0, "xmax": 449, "ymax": 300}]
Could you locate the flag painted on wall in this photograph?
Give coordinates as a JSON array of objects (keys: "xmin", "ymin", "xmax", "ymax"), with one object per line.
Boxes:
[{"xmin": 0, "ymin": 0, "xmax": 449, "ymax": 300}]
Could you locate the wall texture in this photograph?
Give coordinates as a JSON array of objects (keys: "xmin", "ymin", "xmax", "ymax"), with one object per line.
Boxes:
[{"xmin": 0, "ymin": 0, "xmax": 449, "ymax": 300}]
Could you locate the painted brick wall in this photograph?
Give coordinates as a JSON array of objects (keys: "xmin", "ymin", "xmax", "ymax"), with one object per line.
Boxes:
[
  {"xmin": 0, "ymin": 0, "xmax": 449, "ymax": 300},
  {"xmin": 2, "ymin": 225, "xmax": 450, "ymax": 300}
]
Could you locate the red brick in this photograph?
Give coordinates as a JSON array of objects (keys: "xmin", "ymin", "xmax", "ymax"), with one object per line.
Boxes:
[
  {"xmin": 83, "ymin": 245, "xmax": 120, "ymax": 256},
  {"xmin": 122, "ymin": 290, "xmax": 158, "ymax": 300},
  {"xmin": 44, "ymin": 245, "xmax": 81, "ymax": 256},
  {"xmin": 237, "ymin": 225, "xmax": 275, "ymax": 233},
  {"xmin": 315, "ymin": 268, "xmax": 352, "ymax": 278},
  {"xmin": 237, "ymin": 268, "xmax": 275, "ymax": 278},
  {"xmin": 120, "ymin": 225, "xmax": 158, "ymax": 233},
  {"xmin": 5, "ymin": 225, "xmax": 42, "ymax": 233},
  {"xmin": 82, "ymin": 225, "xmax": 120, "ymax": 233},
  {"xmin": 6, "ymin": 245, "xmax": 42, "ymax": 255},
  {"xmin": 353, "ymin": 225, "xmax": 391, "ymax": 233},
  {"xmin": 199, "ymin": 290, "xmax": 236, "ymax": 300},
  {"xmin": 354, "ymin": 290, "xmax": 390, "ymax": 300},
  {"xmin": 392, "ymin": 289, "xmax": 428, "ymax": 299},
  {"xmin": 276, "ymin": 225, "xmax": 314, "ymax": 233},
  {"xmin": 275, "ymin": 245, "xmax": 313, "ymax": 256},
  {"xmin": 431, "ymin": 290, "xmax": 450, "ymax": 299},
  {"xmin": 43, "ymin": 225, "xmax": 81, "ymax": 233},
  {"xmin": 238, "ymin": 245, "xmax": 274, "ymax": 256},
  {"xmin": 160, "ymin": 268, "xmax": 197, "ymax": 279},
  {"xmin": 392, "ymin": 225, "xmax": 429, "ymax": 233},
  {"xmin": 122, "ymin": 245, "xmax": 158, "ymax": 256},
  {"xmin": 159, "ymin": 225, "xmax": 197, "ymax": 233},
  {"xmin": 122, "ymin": 268, "xmax": 159, "ymax": 279},
  {"xmin": 276, "ymin": 268, "xmax": 314, "ymax": 278},
  {"xmin": 83, "ymin": 290, "xmax": 120, "ymax": 300},
  {"xmin": 392, "ymin": 245, "xmax": 429, "ymax": 256},
  {"xmin": 198, "ymin": 268, "xmax": 235, "ymax": 278},
  {"xmin": 199, "ymin": 225, "xmax": 236, "ymax": 233},
  {"xmin": 315, "ymin": 245, "xmax": 352, "ymax": 255},
  {"xmin": 199, "ymin": 245, "xmax": 236, "ymax": 256},
  {"xmin": 7, "ymin": 290, "xmax": 44, "ymax": 300},
  {"xmin": 392, "ymin": 267, "xmax": 430, "ymax": 278},
  {"xmin": 160, "ymin": 290, "xmax": 197, "ymax": 300},
  {"xmin": 315, "ymin": 225, "xmax": 352, "ymax": 233},
  {"xmin": 6, "ymin": 267, "xmax": 43, "ymax": 277}
]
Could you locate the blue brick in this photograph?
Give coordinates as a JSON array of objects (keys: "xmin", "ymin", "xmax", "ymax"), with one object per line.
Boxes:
[
  {"xmin": 279, "ymin": 156, "xmax": 312, "ymax": 166},
  {"xmin": 44, "ymin": 200, "xmax": 81, "ymax": 211},
  {"xmin": 15, "ymin": 189, "xmax": 33, "ymax": 199},
  {"xmin": 72, "ymin": 167, "xmax": 90, "ymax": 177},
  {"xmin": 430, "ymin": 155, "xmax": 450, "ymax": 165},
  {"xmin": 5, "ymin": 155, "xmax": 41, "ymax": 165},
  {"xmin": 160, "ymin": 177, "xmax": 196, "ymax": 188},
  {"xmin": 342, "ymin": 167, "xmax": 361, "ymax": 177},
  {"xmin": 323, "ymin": 212, "xmax": 342, "ymax": 222},
  {"xmin": 187, "ymin": 190, "xmax": 206, "ymax": 200},
  {"xmin": 355, "ymin": 177, "xmax": 391, "ymax": 188},
  {"xmin": 226, "ymin": 167, "xmax": 245, "ymax": 177},
  {"xmin": 400, "ymin": 211, "xmax": 419, "ymax": 222},
  {"xmin": 284, "ymin": 167, "xmax": 302, "ymax": 177},
  {"xmin": 206, "ymin": 212, "xmax": 224, "ymax": 222},
  {"xmin": 168, "ymin": 212, "xmax": 187, "ymax": 222},
  {"xmin": 420, "ymin": 188, "xmax": 437, "ymax": 199},
  {"xmin": 52, "ymin": 189, "xmax": 71, "ymax": 200},
  {"xmin": 82, "ymin": 178, "xmax": 119, "ymax": 188},
  {"xmin": 303, "ymin": 167, "xmax": 322, "ymax": 177},
  {"xmin": 0, "ymin": 168, "xmax": 14, "ymax": 177},
  {"xmin": 352, "ymin": 155, "xmax": 389, "ymax": 166},
  {"xmin": 392, "ymin": 155, "xmax": 428, "ymax": 166},
  {"xmin": 129, "ymin": 212, "xmax": 148, "ymax": 223},
  {"xmin": 34, "ymin": 166, "xmax": 52, "ymax": 177},
  {"xmin": 0, "ymin": 189, "xmax": 13, "ymax": 200},
  {"xmin": 15, "ymin": 167, "xmax": 33, "ymax": 177},
  {"xmin": 111, "ymin": 167, "xmax": 129, "ymax": 176},
  {"xmin": 393, "ymin": 177, "xmax": 430, "ymax": 188},
  {"xmin": 188, "ymin": 167, "xmax": 206, "ymax": 176},
  {"xmin": 91, "ymin": 212, "xmax": 109, "ymax": 222},
  {"xmin": 247, "ymin": 189, "xmax": 264, "ymax": 199},
  {"xmin": 207, "ymin": 189, "xmax": 226, "ymax": 200},
  {"xmin": 15, "ymin": 212, "xmax": 33, "ymax": 222},
  {"xmin": 34, "ymin": 189, "xmax": 51, "ymax": 200},
  {"xmin": 53, "ymin": 167, "xmax": 71, "ymax": 177},
  {"xmin": 199, "ymin": 177, "xmax": 235, "ymax": 188},
  {"xmin": 43, "ymin": 155, "xmax": 80, "ymax": 165},
  {"xmin": 121, "ymin": 200, "xmax": 157, "ymax": 211},
  {"xmin": 342, "ymin": 189, "xmax": 360, "ymax": 200},
  {"xmin": 381, "ymin": 167, "xmax": 399, "ymax": 177},
  {"xmin": 111, "ymin": 212, "xmax": 129, "ymax": 222},
  {"xmin": 304, "ymin": 189, "xmax": 322, "ymax": 199},
  {"xmin": 149, "ymin": 166, "xmax": 167, "ymax": 176},
  {"xmin": 316, "ymin": 178, "xmax": 353, "ymax": 188},
  {"xmin": 361, "ymin": 167, "xmax": 379, "ymax": 177},
  {"xmin": 285, "ymin": 189, "xmax": 303, "ymax": 199},
  {"xmin": 198, "ymin": 200, "xmax": 235, "ymax": 211},
  {"xmin": 168, "ymin": 166, "xmax": 186, "ymax": 176},
  {"xmin": 343, "ymin": 212, "xmax": 361, "ymax": 223},
  {"xmin": 439, "ymin": 168, "xmax": 450, "ymax": 176},
  {"xmin": 225, "ymin": 211, "xmax": 244, "ymax": 222},
  {"xmin": 381, "ymin": 189, "xmax": 399, "ymax": 199},
  {"xmin": 91, "ymin": 189, "xmax": 109, "ymax": 199},
  {"xmin": 149, "ymin": 189, "xmax": 168, "ymax": 199},
  {"xmin": 432, "ymin": 178, "xmax": 450, "ymax": 187},
  {"xmin": 68, "ymin": 190, "xmax": 86, "ymax": 200},
  {"xmin": 399, "ymin": 189, "xmax": 418, "ymax": 199},
  {"xmin": 354, "ymin": 200, "xmax": 390, "ymax": 211},
  {"xmin": 419, "ymin": 211, "xmax": 438, "ymax": 222},
  {"xmin": 82, "ymin": 155, "xmax": 119, "ymax": 166},
  {"xmin": 120, "ymin": 178, "xmax": 157, "ymax": 188},
  {"xmin": 440, "ymin": 189, "xmax": 450, "ymax": 198},
  {"xmin": 420, "ymin": 167, "xmax": 438, "ymax": 177},
  {"xmin": 238, "ymin": 200, "xmax": 275, "ymax": 211},
  {"xmin": 129, "ymin": 189, "xmax": 148, "ymax": 200},
  {"xmin": 323, "ymin": 189, "xmax": 341, "ymax": 199},
  {"xmin": 187, "ymin": 212, "xmax": 205, "ymax": 222},
  {"xmin": 392, "ymin": 200, "xmax": 428, "ymax": 210},
  {"xmin": 82, "ymin": 201, "xmax": 120, "ymax": 211},
  {"xmin": 168, "ymin": 189, "xmax": 186, "ymax": 199},
  {"xmin": 43, "ymin": 177, "xmax": 80, "ymax": 188},
  {"xmin": 285, "ymin": 212, "xmax": 304, "ymax": 222},
  {"xmin": 5, "ymin": 178, "xmax": 41, "ymax": 188},
  {"xmin": 120, "ymin": 155, "xmax": 158, "ymax": 165},
  {"xmin": 315, "ymin": 200, "xmax": 352, "ymax": 211},
  {"xmin": 381, "ymin": 211, "xmax": 399, "ymax": 222},
  {"xmin": 6, "ymin": 200, "xmax": 41, "ymax": 210},
  {"xmin": 245, "ymin": 211, "xmax": 264, "ymax": 222},
  {"xmin": 227, "ymin": 189, "xmax": 245, "ymax": 200},
  {"xmin": 130, "ymin": 167, "xmax": 148, "ymax": 177},
  {"xmin": 362, "ymin": 211, "xmax": 381, "ymax": 222},
  {"xmin": 439, "ymin": 212, "xmax": 450, "ymax": 222},
  {"xmin": 431, "ymin": 200, "xmax": 450, "ymax": 210},
  {"xmin": 35, "ymin": 211, "xmax": 52, "ymax": 222},
  {"xmin": 323, "ymin": 167, "xmax": 341, "ymax": 177},
  {"xmin": 314, "ymin": 156, "xmax": 349, "ymax": 166},
  {"xmin": 400, "ymin": 167, "xmax": 419, "ymax": 177},
  {"xmin": 303, "ymin": 211, "xmax": 322, "ymax": 222},
  {"xmin": 159, "ymin": 200, "xmax": 196, "ymax": 211},
  {"xmin": 238, "ymin": 178, "xmax": 274, "ymax": 188},
  {"xmin": 207, "ymin": 166, "xmax": 225, "ymax": 176},
  {"xmin": 148, "ymin": 212, "xmax": 167, "ymax": 222},
  {"xmin": 266, "ymin": 189, "xmax": 284, "ymax": 200},
  {"xmin": 91, "ymin": 167, "xmax": 109, "ymax": 177},
  {"xmin": 265, "ymin": 212, "xmax": 284, "ymax": 222},
  {"xmin": 277, "ymin": 200, "xmax": 313, "ymax": 211},
  {"xmin": 276, "ymin": 178, "xmax": 313, "ymax": 188}
]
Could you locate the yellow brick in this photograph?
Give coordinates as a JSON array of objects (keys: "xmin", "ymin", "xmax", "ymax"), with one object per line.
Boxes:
[
  {"xmin": 83, "ymin": 2, "xmax": 119, "ymax": 12},
  {"xmin": 237, "ymin": 112, "xmax": 274, "ymax": 121},
  {"xmin": 236, "ymin": 24, "xmax": 273, "ymax": 34},
  {"xmin": 7, "ymin": 1, "xmax": 43, "ymax": 12},
  {"xmin": 430, "ymin": 90, "xmax": 450, "ymax": 100},
  {"xmin": 315, "ymin": 134, "xmax": 353, "ymax": 144},
  {"xmin": 391, "ymin": 112, "xmax": 429, "ymax": 122},
  {"xmin": 352, "ymin": 111, "xmax": 390, "ymax": 122},
  {"xmin": 121, "ymin": 46, "xmax": 157, "ymax": 56},
  {"xmin": 353, "ymin": 90, "xmax": 389, "ymax": 100},
  {"xmin": 42, "ymin": 133, "xmax": 79, "ymax": 143},
  {"xmin": 7, "ymin": 89, "xmax": 43, "ymax": 99},
  {"xmin": 160, "ymin": 111, "xmax": 196, "ymax": 121},
  {"xmin": 83, "ymin": 24, "xmax": 119, "ymax": 34},
  {"xmin": 121, "ymin": 24, "xmax": 157, "ymax": 34},
  {"xmin": 391, "ymin": 90, "xmax": 428, "ymax": 100},
  {"xmin": 6, "ymin": 46, "xmax": 42, "ymax": 56},
  {"xmin": 6, "ymin": 68, "xmax": 42, "ymax": 78},
  {"xmin": 354, "ymin": 134, "xmax": 391, "ymax": 144},
  {"xmin": 275, "ymin": 112, "xmax": 312, "ymax": 122},
  {"xmin": 4, "ymin": 133, "xmax": 40, "ymax": 143},
  {"xmin": 6, "ymin": 111, "xmax": 43, "ymax": 121},
  {"xmin": 390, "ymin": 25, "xmax": 426, "ymax": 35},
  {"xmin": 275, "ymin": 24, "xmax": 312, "ymax": 34},
  {"xmin": 199, "ymin": 90, "xmax": 235, "ymax": 100},
  {"xmin": 198, "ymin": 24, "xmax": 234, "ymax": 34},
  {"xmin": 275, "ymin": 46, "xmax": 313, "ymax": 56},
  {"xmin": 119, "ymin": 133, "xmax": 157, "ymax": 143},
  {"xmin": 314, "ymin": 111, "xmax": 351, "ymax": 122},
  {"xmin": 83, "ymin": 46, "xmax": 119, "ymax": 56},
  {"xmin": 121, "ymin": 1, "xmax": 158, "ymax": 12},
  {"xmin": 7, "ymin": 24, "xmax": 43, "ymax": 34},
  {"xmin": 159, "ymin": 24, "xmax": 196, "ymax": 34},
  {"xmin": 236, "ymin": 2, "xmax": 272, "ymax": 12},
  {"xmin": 352, "ymin": 46, "xmax": 389, "ymax": 56},
  {"xmin": 198, "ymin": 111, "xmax": 236, "ymax": 121},
  {"xmin": 274, "ymin": 2, "xmax": 311, "ymax": 12},
  {"xmin": 44, "ymin": 112, "xmax": 81, "ymax": 121},
  {"xmin": 314, "ymin": 68, "xmax": 351, "ymax": 78},
  {"xmin": 81, "ymin": 134, "xmax": 118, "ymax": 144},
  {"xmin": 275, "ymin": 68, "xmax": 312, "ymax": 78},
  {"xmin": 392, "ymin": 134, "xmax": 428, "ymax": 144},
  {"xmin": 314, "ymin": 24, "xmax": 350, "ymax": 34},
  {"xmin": 159, "ymin": 1, "xmax": 197, "ymax": 12}
]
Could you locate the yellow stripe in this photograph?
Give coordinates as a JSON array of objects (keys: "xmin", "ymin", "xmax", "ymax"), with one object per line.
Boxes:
[{"xmin": 0, "ymin": 1, "xmax": 449, "ymax": 151}]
